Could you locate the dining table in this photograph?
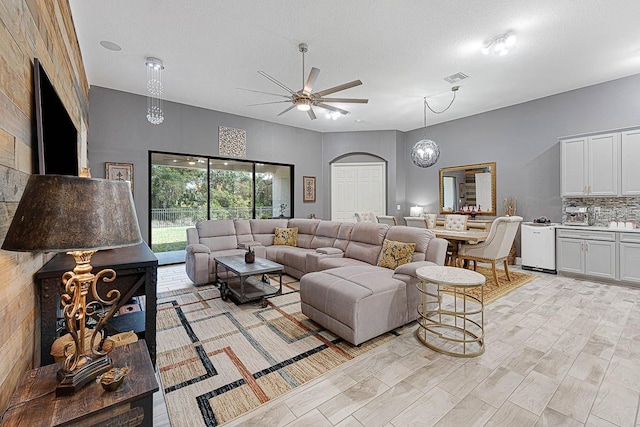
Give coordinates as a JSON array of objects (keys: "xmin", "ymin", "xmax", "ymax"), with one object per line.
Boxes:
[{"xmin": 433, "ymin": 228, "xmax": 489, "ymax": 266}]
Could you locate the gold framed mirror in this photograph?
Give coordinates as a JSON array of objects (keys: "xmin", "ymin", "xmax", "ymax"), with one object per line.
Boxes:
[{"xmin": 439, "ymin": 162, "xmax": 496, "ymax": 215}]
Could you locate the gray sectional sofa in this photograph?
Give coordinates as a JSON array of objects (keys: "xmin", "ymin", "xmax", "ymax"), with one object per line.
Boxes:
[{"xmin": 185, "ymin": 218, "xmax": 448, "ymax": 345}]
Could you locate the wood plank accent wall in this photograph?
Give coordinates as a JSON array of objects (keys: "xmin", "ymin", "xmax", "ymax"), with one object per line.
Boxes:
[{"xmin": 0, "ymin": 0, "xmax": 88, "ymax": 415}]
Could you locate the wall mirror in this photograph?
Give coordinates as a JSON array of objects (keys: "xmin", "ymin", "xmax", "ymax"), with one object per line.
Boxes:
[{"xmin": 439, "ymin": 162, "xmax": 496, "ymax": 215}]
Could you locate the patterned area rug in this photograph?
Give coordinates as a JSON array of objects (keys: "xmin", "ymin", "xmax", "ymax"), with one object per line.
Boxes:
[
  {"xmin": 445, "ymin": 266, "xmax": 537, "ymax": 304},
  {"xmin": 156, "ymin": 276, "xmax": 405, "ymax": 427}
]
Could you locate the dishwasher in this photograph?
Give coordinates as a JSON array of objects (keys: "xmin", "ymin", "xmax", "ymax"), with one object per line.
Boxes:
[{"xmin": 521, "ymin": 222, "xmax": 558, "ymax": 273}]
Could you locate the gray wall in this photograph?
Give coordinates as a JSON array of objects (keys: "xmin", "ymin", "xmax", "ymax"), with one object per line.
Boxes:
[
  {"xmin": 88, "ymin": 87, "xmax": 323, "ymax": 241},
  {"xmin": 88, "ymin": 73, "xmax": 640, "ymax": 245},
  {"xmin": 404, "ymin": 73, "xmax": 640, "ymax": 223}
]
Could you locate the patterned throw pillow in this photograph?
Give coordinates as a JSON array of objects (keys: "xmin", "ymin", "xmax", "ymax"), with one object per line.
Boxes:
[
  {"xmin": 273, "ymin": 227, "xmax": 298, "ymax": 246},
  {"xmin": 377, "ymin": 239, "xmax": 416, "ymax": 269}
]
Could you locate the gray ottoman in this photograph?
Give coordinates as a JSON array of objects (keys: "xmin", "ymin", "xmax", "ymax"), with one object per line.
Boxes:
[{"xmin": 300, "ymin": 266, "xmax": 409, "ymax": 345}]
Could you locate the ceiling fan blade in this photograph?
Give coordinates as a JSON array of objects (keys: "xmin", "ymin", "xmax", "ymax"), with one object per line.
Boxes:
[
  {"xmin": 247, "ymin": 101, "xmax": 292, "ymax": 106},
  {"xmin": 307, "ymin": 107, "xmax": 317, "ymax": 120},
  {"xmin": 237, "ymin": 87, "xmax": 291, "ymax": 98},
  {"xmin": 277, "ymin": 104, "xmax": 296, "ymax": 116},
  {"xmin": 314, "ymin": 79, "xmax": 362, "ymax": 97},
  {"xmin": 315, "ymin": 103, "xmax": 350, "ymax": 115},
  {"xmin": 258, "ymin": 71, "xmax": 296, "ymax": 94},
  {"xmin": 303, "ymin": 67, "xmax": 320, "ymax": 95},
  {"xmin": 316, "ymin": 97, "xmax": 369, "ymax": 104}
]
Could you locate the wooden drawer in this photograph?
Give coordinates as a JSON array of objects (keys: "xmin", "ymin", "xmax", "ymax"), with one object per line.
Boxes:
[{"xmin": 556, "ymin": 228, "xmax": 616, "ymax": 241}]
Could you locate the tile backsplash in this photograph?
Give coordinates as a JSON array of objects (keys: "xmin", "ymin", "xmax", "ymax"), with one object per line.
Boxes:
[{"xmin": 562, "ymin": 197, "xmax": 640, "ymax": 226}]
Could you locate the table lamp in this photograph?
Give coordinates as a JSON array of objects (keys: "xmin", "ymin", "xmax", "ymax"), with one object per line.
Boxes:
[
  {"xmin": 1, "ymin": 174, "xmax": 142, "ymax": 395},
  {"xmin": 410, "ymin": 206, "xmax": 424, "ymax": 217}
]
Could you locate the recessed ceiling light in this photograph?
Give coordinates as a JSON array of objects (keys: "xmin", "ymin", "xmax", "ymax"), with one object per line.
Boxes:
[
  {"xmin": 354, "ymin": 119, "xmax": 363, "ymax": 123},
  {"xmin": 100, "ymin": 40, "xmax": 122, "ymax": 51}
]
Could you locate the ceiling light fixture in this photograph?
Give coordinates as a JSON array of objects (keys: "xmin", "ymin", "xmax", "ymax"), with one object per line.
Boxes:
[
  {"xmin": 410, "ymin": 86, "xmax": 459, "ymax": 168},
  {"xmin": 325, "ymin": 111, "xmax": 341, "ymax": 120},
  {"xmin": 145, "ymin": 57, "xmax": 164, "ymax": 124},
  {"xmin": 296, "ymin": 99, "xmax": 311, "ymax": 111},
  {"xmin": 481, "ymin": 33, "xmax": 516, "ymax": 56},
  {"xmin": 99, "ymin": 40, "xmax": 122, "ymax": 51}
]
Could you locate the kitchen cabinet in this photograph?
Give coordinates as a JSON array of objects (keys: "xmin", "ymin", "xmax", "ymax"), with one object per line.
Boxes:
[
  {"xmin": 560, "ymin": 133, "xmax": 619, "ymax": 197},
  {"xmin": 621, "ymin": 129, "xmax": 640, "ymax": 196},
  {"xmin": 556, "ymin": 228, "xmax": 616, "ymax": 279},
  {"xmin": 619, "ymin": 232, "xmax": 640, "ymax": 284}
]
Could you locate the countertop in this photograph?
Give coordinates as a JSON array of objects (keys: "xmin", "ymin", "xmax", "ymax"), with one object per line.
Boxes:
[{"xmin": 555, "ymin": 224, "xmax": 640, "ymax": 233}]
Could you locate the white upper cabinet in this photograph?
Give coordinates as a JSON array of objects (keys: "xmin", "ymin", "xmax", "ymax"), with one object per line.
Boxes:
[
  {"xmin": 561, "ymin": 137, "xmax": 588, "ymax": 196},
  {"xmin": 621, "ymin": 129, "xmax": 640, "ymax": 196},
  {"xmin": 561, "ymin": 132, "xmax": 620, "ymax": 197}
]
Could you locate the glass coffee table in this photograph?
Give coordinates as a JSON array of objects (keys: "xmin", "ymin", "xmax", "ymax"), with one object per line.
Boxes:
[{"xmin": 214, "ymin": 255, "xmax": 284, "ymax": 308}]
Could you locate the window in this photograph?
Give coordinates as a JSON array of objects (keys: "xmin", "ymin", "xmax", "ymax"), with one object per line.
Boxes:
[{"xmin": 150, "ymin": 151, "xmax": 293, "ymax": 253}]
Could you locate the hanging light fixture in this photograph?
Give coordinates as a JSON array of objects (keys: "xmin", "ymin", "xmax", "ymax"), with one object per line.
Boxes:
[
  {"xmin": 145, "ymin": 57, "xmax": 164, "ymax": 124},
  {"xmin": 411, "ymin": 86, "xmax": 459, "ymax": 168}
]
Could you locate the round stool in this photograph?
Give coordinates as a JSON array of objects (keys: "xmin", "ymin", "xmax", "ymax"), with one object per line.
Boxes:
[{"xmin": 415, "ymin": 265, "xmax": 485, "ymax": 357}]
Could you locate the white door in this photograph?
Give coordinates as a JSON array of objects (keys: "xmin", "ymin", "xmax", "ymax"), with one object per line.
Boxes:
[{"xmin": 331, "ymin": 162, "xmax": 385, "ymax": 222}]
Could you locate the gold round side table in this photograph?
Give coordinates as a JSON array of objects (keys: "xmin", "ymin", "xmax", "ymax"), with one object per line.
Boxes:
[{"xmin": 415, "ymin": 265, "xmax": 486, "ymax": 357}]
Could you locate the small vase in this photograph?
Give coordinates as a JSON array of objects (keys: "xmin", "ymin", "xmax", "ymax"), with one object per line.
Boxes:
[{"xmin": 244, "ymin": 249, "xmax": 255, "ymax": 264}]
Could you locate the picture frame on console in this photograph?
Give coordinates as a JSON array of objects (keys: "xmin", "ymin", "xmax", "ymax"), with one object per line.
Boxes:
[
  {"xmin": 303, "ymin": 176, "xmax": 316, "ymax": 202},
  {"xmin": 106, "ymin": 162, "xmax": 134, "ymax": 193}
]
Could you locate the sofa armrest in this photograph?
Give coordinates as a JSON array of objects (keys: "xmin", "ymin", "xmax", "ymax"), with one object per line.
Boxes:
[
  {"xmin": 186, "ymin": 243, "xmax": 211, "ymax": 254},
  {"xmin": 316, "ymin": 247, "xmax": 344, "ymax": 255},
  {"xmin": 306, "ymin": 251, "xmax": 344, "ymax": 273},
  {"xmin": 425, "ymin": 237, "xmax": 448, "ymax": 266},
  {"xmin": 238, "ymin": 241, "xmax": 263, "ymax": 250},
  {"xmin": 393, "ymin": 261, "xmax": 440, "ymax": 278}
]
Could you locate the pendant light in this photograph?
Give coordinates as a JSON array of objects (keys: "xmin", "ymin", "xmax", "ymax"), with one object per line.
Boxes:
[{"xmin": 411, "ymin": 86, "xmax": 459, "ymax": 168}]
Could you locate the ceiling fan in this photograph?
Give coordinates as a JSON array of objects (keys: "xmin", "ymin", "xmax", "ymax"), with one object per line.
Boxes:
[{"xmin": 240, "ymin": 43, "xmax": 368, "ymax": 120}]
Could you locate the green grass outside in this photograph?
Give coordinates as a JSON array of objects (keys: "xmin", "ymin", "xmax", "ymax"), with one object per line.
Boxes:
[{"xmin": 151, "ymin": 226, "xmax": 189, "ymax": 253}]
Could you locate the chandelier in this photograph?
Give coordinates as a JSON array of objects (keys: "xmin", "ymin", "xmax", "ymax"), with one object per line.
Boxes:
[
  {"xmin": 145, "ymin": 57, "xmax": 164, "ymax": 124},
  {"xmin": 481, "ymin": 33, "xmax": 516, "ymax": 56},
  {"xmin": 411, "ymin": 86, "xmax": 459, "ymax": 168}
]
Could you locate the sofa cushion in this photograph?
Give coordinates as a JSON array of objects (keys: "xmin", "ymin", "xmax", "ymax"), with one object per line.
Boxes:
[
  {"xmin": 250, "ymin": 219, "xmax": 289, "ymax": 246},
  {"xmin": 288, "ymin": 219, "xmax": 320, "ymax": 249},
  {"xmin": 377, "ymin": 239, "xmax": 416, "ymax": 269},
  {"xmin": 317, "ymin": 257, "xmax": 372, "ymax": 270},
  {"xmin": 273, "ymin": 227, "xmax": 298, "ymax": 246},
  {"xmin": 385, "ymin": 226, "xmax": 434, "ymax": 262},
  {"xmin": 310, "ymin": 221, "xmax": 341, "ymax": 249},
  {"xmin": 196, "ymin": 219, "xmax": 238, "ymax": 251},
  {"xmin": 344, "ymin": 222, "xmax": 389, "ymax": 265},
  {"xmin": 333, "ymin": 222, "xmax": 354, "ymax": 251},
  {"xmin": 234, "ymin": 219, "xmax": 254, "ymax": 246}
]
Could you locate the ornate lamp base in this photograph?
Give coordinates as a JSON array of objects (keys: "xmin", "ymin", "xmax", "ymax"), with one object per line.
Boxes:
[{"xmin": 56, "ymin": 355, "xmax": 113, "ymax": 396}]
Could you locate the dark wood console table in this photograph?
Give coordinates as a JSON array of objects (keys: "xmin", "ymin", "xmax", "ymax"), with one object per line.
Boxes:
[
  {"xmin": 35, "ymin": 243, "xmax": 158, "ymax": 366},
  {"xmin": 1, "ymin": 340, "xmax": 158, "ymax": 427}
]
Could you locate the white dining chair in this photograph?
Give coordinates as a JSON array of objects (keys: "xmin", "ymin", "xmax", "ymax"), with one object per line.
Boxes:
[
  {"xmin": 403, "ymin": 217, "xmax": 428, "ymax": 228},
  {"xmin": 376, "ymin": 215, "xmax": 397, "ymax": 225},
  {"xmin": 457, "ymin": 216, "xmax": 523, "ymax": 286}
]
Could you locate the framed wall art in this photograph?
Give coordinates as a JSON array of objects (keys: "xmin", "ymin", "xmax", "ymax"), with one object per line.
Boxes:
[
  {"xmin": 303, "ymin": 176, "xmax": 316, "ymax": 203},
  {"xmin": 105, "ymin": 162, "xmax": 134, "ymax": 192}
]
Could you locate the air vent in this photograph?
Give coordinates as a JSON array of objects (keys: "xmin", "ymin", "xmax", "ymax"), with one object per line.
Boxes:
[{"xmin": 444, "ymin": 72, "xmax": 468, "ymax": 84}]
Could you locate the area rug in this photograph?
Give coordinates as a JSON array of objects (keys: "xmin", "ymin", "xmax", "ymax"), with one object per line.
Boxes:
[
  {"xmin": 445, "ymin": 266, "xmax": 537, "ymax": 304},
  {"xmin": 156, "ymin": 276, "xmax": 406, "ymax": 427}
]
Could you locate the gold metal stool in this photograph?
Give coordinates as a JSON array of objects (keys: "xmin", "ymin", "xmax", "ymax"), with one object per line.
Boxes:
[{"xmin": 415, "ymin": 266, "xmax": 485, "ymax": 357}]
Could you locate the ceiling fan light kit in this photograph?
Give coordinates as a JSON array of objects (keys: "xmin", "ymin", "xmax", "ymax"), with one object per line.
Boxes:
[
  {"xmin": 241, "ymin": 42, "xmax": 368, "ymax": 120},
  {"xmin": 482, "ymin": 33, "xmax": 516, "ymax": 56}
]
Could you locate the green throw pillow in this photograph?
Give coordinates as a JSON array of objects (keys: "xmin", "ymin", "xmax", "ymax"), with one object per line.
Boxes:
[
  {"xmin": 377, "ymin": 239, "xmax": 416, "ymax": 269},
  {"xmin": 273, "ymin": 227, "xmax": 298, "ymax": 246}
]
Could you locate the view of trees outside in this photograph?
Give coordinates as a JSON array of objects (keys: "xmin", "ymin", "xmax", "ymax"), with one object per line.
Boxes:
[{"xmin": 150, "ymin": 155, "xmax": 288, "ymax": 253}]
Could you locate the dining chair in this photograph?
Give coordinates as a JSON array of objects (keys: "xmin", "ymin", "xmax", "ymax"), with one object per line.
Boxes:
[
  {"xmin": 376, "ymin": 215, "xmax": 397, "ymax": 225},
  {"xmin": 444, "ymin": 214, "xmax": 468, "ymax": 265},
  {"xmin": 457, "ymin": 216, "xmax": 524, "ymax": 286},
  {"xmin": 424, "ymin": 213, "xmax": 437, "ymax": 229},
  {"xmin": 354, "ymin": 211, "xmax": 378, "ymax": 223},
  {"xmin": 403, "ymin": 217, "xmax": 428, "ymax": 228}
]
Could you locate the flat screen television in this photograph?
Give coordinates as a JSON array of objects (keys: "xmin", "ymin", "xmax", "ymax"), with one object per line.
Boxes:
[{"xmin": 33, "ymin": 58, "xmax": 78, "ymax": 175}]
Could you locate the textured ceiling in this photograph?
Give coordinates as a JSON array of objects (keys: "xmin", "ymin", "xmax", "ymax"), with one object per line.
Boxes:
[{"xmin": 69, "ymin": 0, "xmax": 640, "ymax": 133}]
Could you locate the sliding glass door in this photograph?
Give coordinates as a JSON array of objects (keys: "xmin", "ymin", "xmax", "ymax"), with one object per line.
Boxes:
[{"xmin": 150, "ymin": 151, "xmax": 293, "ymax": 254}]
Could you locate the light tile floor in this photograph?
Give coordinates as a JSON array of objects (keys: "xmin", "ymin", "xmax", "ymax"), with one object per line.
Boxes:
[{"xmin": 154, "ymin": 264, "xmax": 640, "ymax": 427}]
